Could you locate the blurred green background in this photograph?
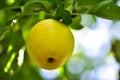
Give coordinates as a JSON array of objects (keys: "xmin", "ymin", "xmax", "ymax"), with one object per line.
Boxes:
[{"xmin": 0, "ymin": 0, "xmax": 120, "ymax": 80}]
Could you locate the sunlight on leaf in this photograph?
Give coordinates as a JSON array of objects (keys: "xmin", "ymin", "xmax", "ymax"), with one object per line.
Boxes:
[
  {"xmin": 38, "ymin": 11, "xmax": 46, "ymax": 20},
  {"xmin": 17, "ymin": 48, "xmax": 25, "ymax": 67},
  {"xmin": 6, "ymin": 0, "xmax": 15, "ymax": 5},
  {"xmin": 7, "ymin": 44, "xmax": 13, "ymax": 54},
  {"xmin": 4, "ymin": 52, "xmax": 16, "ymax": 73},
  {"xmin": 57, "ymin": 67, "xmax": 64, "ymax": 75},
  {"xmin": 11, "ymin": 19, "xmax": 20, "ymax": 32}
]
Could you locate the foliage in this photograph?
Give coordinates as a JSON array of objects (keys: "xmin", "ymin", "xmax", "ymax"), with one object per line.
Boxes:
[{"xmin": 0, "ymin": 0, "xmax": 120, "ymax": 80}]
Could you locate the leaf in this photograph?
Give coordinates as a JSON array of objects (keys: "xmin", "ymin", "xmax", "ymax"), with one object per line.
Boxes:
[
  {"xmin": 54, "ymin": 5, "xmax": 72, "ymax": 25},
  {"xmin": 62, "ymin": 10, "xmax": 72, "ymax": 25},
  {"xmin": 77, "ymin": 0, "xmax": 120, "ymax": 20},
  {"xmin": 70, "ymin": 16, "xmax": 83, "ymax": 30},
  {"xmin": 24, "ymin": 1, "xmax": 49, "ymax": 14},
  {"xmin": 112, "ymin": 40, "xmax": 120, "ymax": 63},
  {"xmin": 77, "ymin": 0, "xmax": 102, "ymax": 9},
  {"xmin": 0, "ymin": 20, "xmax": 12, "ymax": 41},
  {"xmin": 0, "ymin": 0, "xmax": 23, "ymax": 9},
  {"xmin": 54, "ymin": 5, "xmax": 64, "ymax": 20},
  {"xmin": 88, "ymin": 0, "xmax": 120, "ymax": 20}
]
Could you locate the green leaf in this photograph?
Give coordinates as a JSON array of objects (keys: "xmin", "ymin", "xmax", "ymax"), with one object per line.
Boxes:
[
  {"xmin": 70, "ymin": 16, "xmax": 83, "ymax": 30},
  {"xmin": 77, "ymin": 0, "xmax": 102, "ymax": 9},
  {"xmin": 0, "ymin": 20, "xmax": 12, "ymax": 41},
  {"xmin": 0, "ymin": 0, "xmax": 23, "ymax": 9},
  {"xmin": 77, "ymin": 0, "xmax": 120, "ymax": 20},
  {"xmin": 24, "ymin": 1, "xmax": 49, "ymax": 14},
  {"xmin": 62, "ymin": 10, "xmax": 72, "ymax": 25},
  {"xmin": 54, "ymin": 5, "xmax": 72, "ymax": 25},
  {"xmin": 112, "ymin": 40, "xmax": 120, "ymax": 63},
  {"xmin": 88, "ymin": 0, "xmax": 120, "ymax": 20},
  {"xmin": 54, "ymin": 5, "xmax": 65, "ymax": 20}
]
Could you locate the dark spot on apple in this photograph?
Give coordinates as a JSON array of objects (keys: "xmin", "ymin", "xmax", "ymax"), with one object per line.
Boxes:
[{"xmin": 48, "ymin": 57, "xmax": 55, "ymax": 63}]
